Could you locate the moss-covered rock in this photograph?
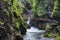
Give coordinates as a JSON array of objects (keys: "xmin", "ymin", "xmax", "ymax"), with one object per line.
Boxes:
[{"xmin": 55, "ymin": 36, "xmax": 60, "ymax": 40}]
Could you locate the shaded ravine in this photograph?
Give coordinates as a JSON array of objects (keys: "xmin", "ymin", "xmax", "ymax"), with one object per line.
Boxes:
[{"xmin": 23, "ymin": 19, "xmax": 55, "ymax": 40}]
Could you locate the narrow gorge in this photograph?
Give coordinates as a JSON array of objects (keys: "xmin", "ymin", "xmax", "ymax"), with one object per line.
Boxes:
[{"xmin": 0, "ymin": 0, "xmax": 60, "ymax": 40}]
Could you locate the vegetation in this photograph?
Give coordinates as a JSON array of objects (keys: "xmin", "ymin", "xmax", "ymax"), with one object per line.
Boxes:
[
  {"xmin": 44, "ymin": 0, "xmax": 60, "ymax": 39},
  {"xmin": 52, "ymin": 0, "xmax": 60, "ymax": 19},
  {"xmin": 0, "ymin": 0, "xmax": 29, "ymax": 40},
  {"xmin": 0, "ymin": 0, "xmax": 60, "ymax": 40},
  {"xmin": 26, "ymin": 0, "xmax": 51, "ymax": 18}
]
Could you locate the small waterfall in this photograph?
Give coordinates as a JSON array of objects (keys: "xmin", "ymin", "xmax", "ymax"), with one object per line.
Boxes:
[
  {"xmin": 24, "ymin": 15, "xmax": 55, "ymax": 40},
  {"xmin": 26, "ymin": 17, "xmax": 30, "ymax": 24},
  {"xmin": 27, "ymin": 27, "xmax": 45, "ymax": 33},
  {"xmin": 24, "ymin": 18, "xmax": 54, "ymax": 40}
]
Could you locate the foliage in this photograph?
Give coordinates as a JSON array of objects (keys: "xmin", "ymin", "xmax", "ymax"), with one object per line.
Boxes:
[
  {"xmin": 11, "ymin": 0, "xmax": 28, "ymax": 29},
  {"xmin": 36, "ymin": 0, "xmax": 49, "ymax": 17},
  {"xmin": 44, "ymin": 0, "xmax": 60, "ymax": 39},
  {"xmin": 44, "ymin": 23, "xmax": 60, "ymax": 38},
  {"xmin": 55, "ymin": 36, "xmax": 60, "ymax": 40},
  {"xmin": 0, "ymin": 0, "xmax": 29, "ymax": 40},
  {"xmin": 52, "ymin": 0, "xmax": 60, "ymax": 19},
  {"xmin": 26, "ymin": 0, "xmax": 37, "ymax": 18},
  {"xmin": 26, "ymin": 0, "xmax": 51, "ymax": 18}
]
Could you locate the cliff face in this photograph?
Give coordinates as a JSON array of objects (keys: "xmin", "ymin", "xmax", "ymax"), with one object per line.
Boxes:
[{"xmin": 0, "ymin": 0, "xmax": 28, "ymax": 40}]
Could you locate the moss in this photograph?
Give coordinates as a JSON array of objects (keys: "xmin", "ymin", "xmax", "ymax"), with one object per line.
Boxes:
[
  {"xmin": 15, "ymin": 22, "xmax": 19, "ymax": 29},
  {"xmin": 52, "ymin": 0, "xmax": 60, "ymax": 19},
  {"xmin": 0, "ymin": 0, "xmax": 29, "ymax": 40},
  {"xmin": 55, "ymin": 36, "xmax": 60, "ymax": 40},
  {"xmin": 0, "ymin": 22, "xmax": 4, "ymax": 25},
  {"xmin": 44, "ymin": 23, "xmax": 60, "ymax": 37},
  {"xmin": 44, "ymin": 32, "xmax": 57, "ymax": 38}
]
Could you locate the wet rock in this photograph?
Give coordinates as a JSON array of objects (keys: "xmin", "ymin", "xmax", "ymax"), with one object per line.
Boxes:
[
  {"xmin": 20, "ymin": 25, "xmax": 27, "ymax": 35},
  {"xmin": 15, "ymin": 35, "xmax": 23, "ymax": 40}
]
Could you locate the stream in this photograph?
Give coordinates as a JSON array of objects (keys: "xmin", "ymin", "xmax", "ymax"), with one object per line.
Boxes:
[
  {"xmin": 22, "ymin": 0, "xmax": 55, "ymax": 40},
  {"xmin": 23, "ymin": 18, "xmax": 55, "ymax": 40},
  {"xmin": 23, "ymin": 27, "xmax": 54, "ymax": 40}
]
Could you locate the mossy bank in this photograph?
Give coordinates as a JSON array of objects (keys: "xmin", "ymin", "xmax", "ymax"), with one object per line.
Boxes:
[{"xmin": 0, "ymin": 0, "xmax": 29, "ymax": 40}]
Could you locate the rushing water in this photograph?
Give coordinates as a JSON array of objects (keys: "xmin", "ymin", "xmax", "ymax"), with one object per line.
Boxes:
[
  {"xmin": 23, "ymin": 27, "xmax": 55, "ymax": 40},
  {"xmin": 26, "ymin": 17, "xmax": 30, "ymax": 24},
  {"xmin": 23, "ymin": 18, "xmax": 55, "ymax": 40}
]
